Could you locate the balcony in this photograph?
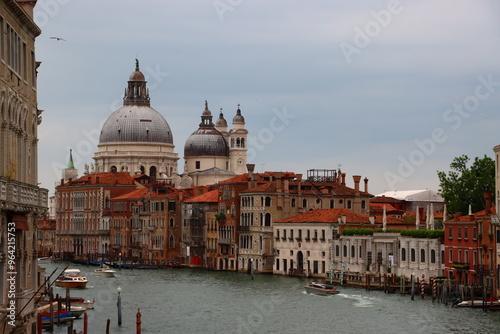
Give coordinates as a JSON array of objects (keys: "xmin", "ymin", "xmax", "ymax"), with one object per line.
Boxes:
[
  {"xmin": 238, "ymin": 226, "xmax": 250, "ymax": 233},
  {"xmin": 0, "ymin": 177, "xmax": 48, "ymax": 213},
  {"xmin": 148, "ymin": 226, "xmax": 157, "ymax": 232},
  {"xmin": 218, "ymin": 238, "xmax": 232, "ymax": 245}
]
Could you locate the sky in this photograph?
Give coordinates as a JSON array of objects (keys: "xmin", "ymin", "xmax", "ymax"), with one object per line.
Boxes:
[{"xmin": 33, "ymin": 0, "xmax": 500, "ymax": 197}]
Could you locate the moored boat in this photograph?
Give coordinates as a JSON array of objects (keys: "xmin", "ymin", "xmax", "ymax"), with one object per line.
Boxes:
[
  {"xmin": 304, "ymin": 282, "xmax": 340, "ymax": 296},
  {"xmin": 55, "ymin": 269, "xmax": 88, "ymax": 288},
  {"xmin": 456, "ymin": 298, "xmax": 500, "ymax": 308}
]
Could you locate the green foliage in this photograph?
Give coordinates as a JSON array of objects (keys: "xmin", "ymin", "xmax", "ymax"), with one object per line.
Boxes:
[
  {"xmin": 437, "ymin": 154, "xmax": 495, "ymax": 214},
  {"xmin": 341, "ymin": 228, "xmax": 374, "ymax": 236}
]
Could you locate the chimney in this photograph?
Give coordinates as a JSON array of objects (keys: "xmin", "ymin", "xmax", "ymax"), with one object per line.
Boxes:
[
  {"xmin": 484, "ymin": 191, "xmax": 492, "ymax": 215},
  {"xmin": 95, "ymin": 176, "xmax": 100, "ymax": 184},
  {"xmin": 341, "ymin": 173, "xmax": 346, "ymax": 186},
  {"xmin": 60, "ymin": 178, "xmax": 64, "ymax": 186},
  {"xmin": 369, "ymin": 216, "xmax": 375, "ymax": 224},
  {"xmin": 275, "ymin": 172, "xmax": 283, "ymax": 193},
  {"xmin": 246, "ymin": 164, "xmax": 256, "ymax": 189},
  {"xmin": 364, "ymin": 177, "xmax": 369, "ymax": 193},
  {"xmin": 353, "ymin": 175, "xmax": 361, "ymax": 193},
  {"xmin": 297, "ymin": 174, "xmax": 302, "ymax": 195}
]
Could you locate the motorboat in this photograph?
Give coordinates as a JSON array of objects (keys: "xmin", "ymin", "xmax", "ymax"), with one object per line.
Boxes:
[
  {"xmin": 94, "ymin": 264, "xmax": 116, "ymax": 277},
  {"xmin": 55, "ymin": 269, "xmax": 88, "ymax": 288},
  {"xmin": 40, "ymin": 310, "xmax": 76, "ymax": 325},
  {"xmin": 456, "ymin": 298, "xmax": 500, "ymax": 308},
  {"xmin": 304, "ymin": 282, "xmax": 340, "ymax": 296},
  {"xmin": 53, "ymin": 297, "xmax": 95, "ymax": 310}
]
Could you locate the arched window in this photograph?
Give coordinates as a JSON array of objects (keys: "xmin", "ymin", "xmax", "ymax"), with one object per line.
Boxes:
[
  {"xmin": 411, "ymin": 248, "xmax": 416, "ymax": 262},
  {"xmin": 169, "ymin": 235, "xmax": 174, "ymax": 248},
  {"xmin": 236, "ymin": 138, "xmax": 241, "ymax": 147},
  {"xmin": 265, "ymin": 197, "xmax": 271, "ymax": 206},
  {"xmin": 351, "ymin": 245, "xmax": 355, "ymax": 257},
  {"xmin": 241, "ymin": 138, "xmax": 245, "ymax": 148},
  {"xmin": 110, "ymin": 165, "xmax": 117, "ymax": 173},
  {"xmin": 431, "ymin": 249, "xmax": 436, "ymax": 263},
  {"xmin": 169, "ymin": 218, "xmax": 174, "ymax": 228},
  {"xmin": 343, "ymin": 245, "xmax": 347, "ymax": 257},
  {"xmin": 336, "ymin": 245, "xmax": 340, "ymax": 257},
  {"xmin": 149, "ymin": 166, "xmax": 157, "ymax": 179},
  {"xmin": 401, "ymin": 248, "xmax": 406, "ymax": 261},
  {"xmin": 264, "ymin": 213, "xmax": 271, "ymax": 227},
  {"xmin": 330, "ymin": 199, "xmax": 334, "ymax": 209},
  {"xmin": 421, "ymin": 249, "xmax": 426, "ymax": 263}
]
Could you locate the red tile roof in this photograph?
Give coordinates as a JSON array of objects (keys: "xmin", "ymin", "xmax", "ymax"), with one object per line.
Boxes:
[
  {"xmin": 185, "ymin": 189, "xmax": 218, "ymax": 203},
  {"xmin": 59, "ymin": 172, "xmax": 135, "ymax": 187},
  {"xmin": 112, "ymin": 188, "xmax": 148, "ymax": 200},
  {"xmin": 275, "ymin": 208, "xmax": 368, "ymax": 224},
  {"xmin": 370, "ymin": 203, "xmax": 398, "ymax": 211}
]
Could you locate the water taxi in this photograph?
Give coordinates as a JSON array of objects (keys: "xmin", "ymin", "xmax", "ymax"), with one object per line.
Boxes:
[
  {"xmin": 304, "ymin": 282, "xmax": 340, "ymax": 296},
  {"xmin": 55, "ymin": 269, "xmax": 88, "ymax": 288},
  {"xmin": 94, "ymin": 264, "xmax": 116, "ymax": 277}
]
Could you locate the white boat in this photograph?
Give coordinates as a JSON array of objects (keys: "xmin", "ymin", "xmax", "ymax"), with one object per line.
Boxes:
[
  {"xmin": 94, "ymin": 264, "xmax": 116, "ymax": 277},
  {"xmin": 55, "ymin": 269, "xmax": 88, "ymax": 288},
  {"xmin": 456, "ymin": 298, "xmax": 500, "ymax": 308},
  {"xmin": 304, "ymin": 282, "xmax": 340, "ymax": 296}
]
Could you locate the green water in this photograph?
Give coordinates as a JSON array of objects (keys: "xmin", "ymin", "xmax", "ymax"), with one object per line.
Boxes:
[{"xmin": 39, "ymin": 262, "xmax": 500, "ymax": 334}]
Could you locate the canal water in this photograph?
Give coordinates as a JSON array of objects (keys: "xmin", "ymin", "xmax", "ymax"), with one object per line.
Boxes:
[{"xmin": 39, "ymin": 262, "xmax": 500, "ymax": 334}]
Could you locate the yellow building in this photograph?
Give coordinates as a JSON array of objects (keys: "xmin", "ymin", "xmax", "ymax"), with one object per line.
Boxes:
[{"xmin": 0, "ymin": 1, "xmax": 47, "ymax": 332}]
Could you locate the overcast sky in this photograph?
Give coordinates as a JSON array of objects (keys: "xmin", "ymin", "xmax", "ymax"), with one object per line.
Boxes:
[{"xmin": 34, "ymin": 0, "xmax": 500, "ymax": 196}]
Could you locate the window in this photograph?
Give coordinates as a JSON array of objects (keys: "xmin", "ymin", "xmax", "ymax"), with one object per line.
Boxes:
[
  {"xmin": 448, "ymin": 227, "xmax": 453, "ymax": 239},
  {"xmin": 265, "ymin": 197, "xmax": 271, "ymax": 206},
  {"xmin": 276, "ymin": 259, "xmax": 280, "ymax": 271},
  {"xmin": 335, "ymin": 245, "xmax": 339, "ymax": 257},
  {"xmin": 343, "ymin": 245, "xmax": 347, "ymax": 257},
  {"xmin": 449, "ymin": 249, "xmax": 453, "ymax": 263},
  {"xmin": 473, "ymin": 250, "xmax": 477, "ymax": 265},
  {"xmin": 0, "ymin": 16, "xmax": 4, "ymax": 59},
  {"xmin": 431, "ymin": 250, "xmax": 436, "ymax": 263},
  {"xmin": 347, "ymin": 200, "xmax": 352, "ymax": 209},
  {"xmin": 457, "ymin": 227, "xmax": 462, "ymax": 240},
  {"xmin": 361, "ymin": 200, "xmax": 366, "ymax": 210},
  {"xmin": 169, "ymin": 235, "xmax": 175, "ymax": 248},
  {"xmin": 7, "ymin": 24, "xmax": 21, "ymax": 75},
  {"xmin": 351, "ymin": 245, "xmax": 355, "ymax": 257},
  {"xmin": 401, "ymin": 248, "xmax": 406, "ymax": 261},
  {"xmin": 302, "ymin": 199, "xmax": 307, "ymax": 208},
  {"xmin": 458, "ymin": 250, "xmax": 462, "ymax": 263},
  {"xmin": 168, "ymin": 202, "xmax": 176, "ymax": 211},
  {"xmin": 169, "ymin": 218, "xmax": 174, "ymax": 228},
  {"xmin": 291, "ymin": 198, "xmax": 296, "ymax": 207},
  {"xmin": 464, "ymin": 227, "xmax": 469, "ymax": 240},
  {"xmin": 195, "ymin": 161, "xmax": 200, "ymax": 169},
  {"xmin": 420, "ymin": 249, "xmax": 425, "ymax": 263},
  {"xmin": 410, "ymin": 248, "xmax": 415, "ymax": 262},
  {"xmin": 464, "ymin": 250, "xmax": 468, "ymax": 264},
  {"xmin": 473, "ymin": 227, "xmax": 477, "ymax": 240},
  {"xmin": 330, "ymin": 199, "xmax": 334, "ymax": 208}
]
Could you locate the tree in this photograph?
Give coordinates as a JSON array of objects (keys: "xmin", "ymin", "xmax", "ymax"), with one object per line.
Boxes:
[{"xmin": 437, "ymin": 154, "xmax": 495, "ymax": 214}]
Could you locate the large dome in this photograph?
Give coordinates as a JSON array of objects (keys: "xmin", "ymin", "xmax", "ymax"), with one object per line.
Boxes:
[
  {"xmin": 99, "ymin": 105, "xmax": 174, "ymax": 144},
  {"xmin": 184, "ymin": 128, "xmax": 229, "ymax": 157}
]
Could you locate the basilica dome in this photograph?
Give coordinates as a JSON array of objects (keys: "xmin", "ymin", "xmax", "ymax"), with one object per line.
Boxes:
[
  {"xmin": 184, "ymin": 101, "xmax": 229, "ymax": 157},
  {"xmin": 99, "ymin": 105, "xmax": 174, "ymax": 144},
  {"xmin": 99, "ymin": 60, "xmax": 173, "ymax": 144}
]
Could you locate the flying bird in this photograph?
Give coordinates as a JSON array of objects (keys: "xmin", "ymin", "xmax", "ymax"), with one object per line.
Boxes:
[{"xmin": 50, "ymin": 37, "xmax": 66, "ymax": 41}]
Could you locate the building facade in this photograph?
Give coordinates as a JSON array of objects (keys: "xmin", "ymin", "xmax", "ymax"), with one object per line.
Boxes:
[{"xmin": 0, "ymin": 1, "xmax": 47, "ymax": 332}]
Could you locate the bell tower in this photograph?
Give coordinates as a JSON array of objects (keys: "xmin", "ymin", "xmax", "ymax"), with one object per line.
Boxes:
[{"xmin": 229, "ymin": 105, "xmax": 248, "ymax": 174}]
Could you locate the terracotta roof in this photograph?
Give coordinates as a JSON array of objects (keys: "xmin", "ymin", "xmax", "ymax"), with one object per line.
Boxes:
[
  {"xmin": 59, "ymin": 172, "xmax": 135, "ymax": 187},
  {"xmin": 185, "ymin": 189, "xmax": 218, "ymax": 203},
  {"xmin": 275, "ymin": 208, "xmax": 368, "ymax": 224},
  {"xmin": 370, "ymin": 203, "xmax": 398, "ymax": 211},
  {"xmin": 447, "ymin": 206, "xmax": 497, "ymax": 222},
  {"xmin": 218, "ymin": 173, "xmax": 250, "ymax": 184},
  {"xmin": 112, "ymin": 188, "xmax": 148, "ymax": 200},
  {"xmin": 370, "ymin": 196, "xmax": 404, "ymax": 203}
]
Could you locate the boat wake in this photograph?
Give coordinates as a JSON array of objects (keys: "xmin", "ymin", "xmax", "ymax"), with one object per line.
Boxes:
[{"xmin": 337, "ymin": 293, "xmax": 376, "ymax": 308}]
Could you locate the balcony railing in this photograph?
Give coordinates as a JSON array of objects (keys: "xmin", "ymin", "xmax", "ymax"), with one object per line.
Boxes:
[
  {"xmin": 451, "ymin": 262, "xmax": 469, "ymax": 270},
  {"xmin": 238, "ymin": 226, "xmax": 250, "ymax": 233}
]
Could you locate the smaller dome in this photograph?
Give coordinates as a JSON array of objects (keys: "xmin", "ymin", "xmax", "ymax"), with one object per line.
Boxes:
[
  {"xmin": 233, "ymin": 105, "xmax": 245, "ymax": 124},
  {"xmin": 129, "ymin": 59, "xmax": 145, "ymax": 81},
  {"xmin": 129, "ymin": 70, "xmax": 145, "ymax": 81},
  {"xmin": 215, "ymin": 109, "xmax": 228, "ymax": 128},
  {"xmin": 202, "ymin": 101, "xmax": 212, "ymax": 117},
  {"xmin": 184, "ymin": 129, "xmax": 229, "ymax": 157}
]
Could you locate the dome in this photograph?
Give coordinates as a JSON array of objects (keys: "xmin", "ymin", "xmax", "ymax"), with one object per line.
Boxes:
[
  {"xmin": 129, "ymin": 70, "xmax": 145, "ymax": 81},
  {"xmin": 184, "ymin": 128, "xmax": 229, "ymax": 157},
  {"xmin": 184, "ymin": 101, "xmax": 229, "ymax": 157},
  {"xmin": 233, "ymin": 105, "xmax": 245, "ymax": 124},
  {"xmin": 215, "ymin": 110, "xmax": 228, "ymax": 128},
  {"xmin": 99, "ymin": 105, "xmax": 174, "ymax": 144}
]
